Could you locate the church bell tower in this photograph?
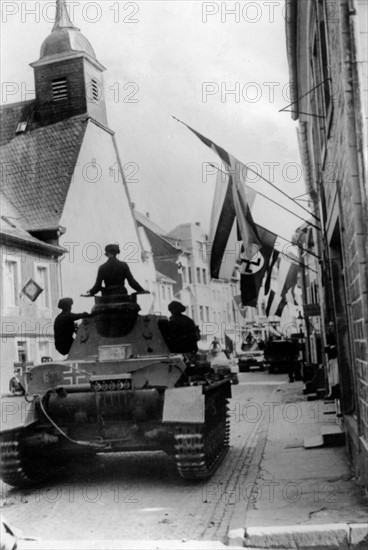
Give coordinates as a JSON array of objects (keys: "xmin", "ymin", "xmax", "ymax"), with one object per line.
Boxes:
[{"xmin": 31, "ymin": 0, "xmax": 108, "ymax": 127}]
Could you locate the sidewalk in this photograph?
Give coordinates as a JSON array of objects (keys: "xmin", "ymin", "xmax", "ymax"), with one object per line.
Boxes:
[{"xmin": 228, "ymin": 381, "xmax": 368, "ymax": 549}]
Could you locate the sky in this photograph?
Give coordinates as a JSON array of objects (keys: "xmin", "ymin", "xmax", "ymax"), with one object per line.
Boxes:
[{"xmin": 1, "ymin": 0, "xmax": 310, "ymax": 246}]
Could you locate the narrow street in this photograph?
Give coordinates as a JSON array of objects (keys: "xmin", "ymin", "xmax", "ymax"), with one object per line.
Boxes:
[{"xmin": 1, "ymin": 373, "xmax": 286, "ymax": 545}]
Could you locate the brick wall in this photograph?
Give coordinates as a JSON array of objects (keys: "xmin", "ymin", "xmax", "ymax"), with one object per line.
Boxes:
[
  {"xmin": 294, "ymin": 0, "xmax": 368, "ymax": 487},
  {"xmin": 34, "ymin": 57, "xmax": 87, "ymax": 125},
  {"xmin": 34, "ymin": 56, "xmax": 108, "ymax": 127}
]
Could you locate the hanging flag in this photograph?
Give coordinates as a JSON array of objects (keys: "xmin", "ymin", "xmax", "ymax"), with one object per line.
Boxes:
[
  {"xmin": 208, "ymin": 170, "xmax": 238, "ymax": 280},
  {"xmin": 266, "ymin": 256, "xmax": 300, "ymax": 317},
  {"xmin": 239, "ymin": 224, "xmax": 277, "ymax": 307},
  {"xmin": 174, "ymin": 117, "xmax": 277, "ymax": 306},
  {"xmin": 264, "ymin": 249, "xmax": 280, "ymax": 295},
  {"xmin": 266, "ymin": 289, "xmax": 287, "ymax": 317}
]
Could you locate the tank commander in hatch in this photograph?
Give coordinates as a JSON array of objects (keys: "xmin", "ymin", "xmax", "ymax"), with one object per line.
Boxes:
[
  {"xmin": 86, "ymin": 244, "xmax": 147, "ymax": 296},
  {"xmin": 54, "ymin": 298, "xmax": 90, "ymax": 356}
]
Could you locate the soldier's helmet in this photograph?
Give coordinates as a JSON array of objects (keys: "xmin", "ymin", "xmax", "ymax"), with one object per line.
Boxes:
[
  {"xmin": 58, "ymin": 297, "xmax": 73, "ymax": 310},
  {"xmin": 168, "ymin": 301, "xmax": 186, "ymax": 314}
]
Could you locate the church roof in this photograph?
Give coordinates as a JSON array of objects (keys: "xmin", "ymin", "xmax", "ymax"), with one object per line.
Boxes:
[
  {"xmin": 35, "ymin": 0, "xmax": 97, "ymax": 64},
  {"xmin": 0, "ymin": 105, "xmax": 87, "ymax": 231}
]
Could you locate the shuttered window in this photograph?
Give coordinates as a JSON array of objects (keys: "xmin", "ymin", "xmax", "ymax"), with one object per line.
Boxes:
[{"xmin": 52, "ymin": 78, "xmax": 68, "ymax": 102}]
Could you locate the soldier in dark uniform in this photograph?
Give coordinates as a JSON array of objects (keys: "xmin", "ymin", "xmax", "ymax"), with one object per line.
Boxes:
[
  {"xmin": 9, "ymin": 367, "xmax": 25, "ymax": 395},
  {"xmin": 167, "ymin": 301, "xmax": 200, "ymax": 353},
  {"xmin": 54, "ymin": 298, "xmax": 90, "ymax": 356},
  {"xmin": 87, "ymin": 244, "xmax": 146, "ymax": 296}
]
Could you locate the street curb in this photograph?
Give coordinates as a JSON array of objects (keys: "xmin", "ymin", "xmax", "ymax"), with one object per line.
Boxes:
[{"xmin": 228, "ymin": 522, "xmax": 368, "ymax": 549}]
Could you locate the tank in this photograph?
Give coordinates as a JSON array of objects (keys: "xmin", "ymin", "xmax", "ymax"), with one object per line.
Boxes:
[
  {"xmin": 0, "ymin": 294, "xmax": 231, "ymax": 487},
  {"xmin": 264, "ymin": 338, "xmax": 299, "ymax": 373}
]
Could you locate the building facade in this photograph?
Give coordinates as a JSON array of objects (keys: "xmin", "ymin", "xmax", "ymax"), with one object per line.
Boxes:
[
  {"xmin": 137, "ymin": 214, "xmax": 252, "ymax": 347},
  {"xmin": 286, "ymin": 0, "xmax": 368, "ymax": 488},
  {"xmin": 1, "ymin": 196, "xmax": 64, "ymax": 390}
]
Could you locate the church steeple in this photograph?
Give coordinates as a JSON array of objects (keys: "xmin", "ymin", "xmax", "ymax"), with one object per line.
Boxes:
[
  {"xmin": 31, "ymin": 0, "xmax": 108, "ymax": 127},
  {"xmin": 53, "ymin": 0, "xmax": 80, "ymax": 31}
]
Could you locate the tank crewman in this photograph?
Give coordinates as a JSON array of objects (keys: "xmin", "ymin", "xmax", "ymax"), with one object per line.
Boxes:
[
  {"xmin": 9, "ymin": 367, "xmax": 25, "ymax": 395},
  {"xmin": 54, "ymin": 298, "xmax": 90, "ymax": 356},
  {"xmin": 210, "ymin": 336, "xmax": 221, "ymax": 351},
  {"xmin": 86, "ymin": 244, "xmax": 147, "ymax": 296},
  {"xmin": 167, "ymin": 301, "xmax": 201, "ymax": 353}
]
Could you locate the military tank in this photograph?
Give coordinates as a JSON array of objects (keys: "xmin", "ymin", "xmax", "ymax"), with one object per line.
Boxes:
[{"xmin": 0, "ymin": 294, "xmax": 231, "ymax": 488}]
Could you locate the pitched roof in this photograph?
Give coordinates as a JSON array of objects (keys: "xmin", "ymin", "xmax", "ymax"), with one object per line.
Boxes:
[
  {"xmin": 0, "ymin": 193, "xmax": 64, "ymax": 254},
  {"xmin": 156, "ymin": 270, "xmax": 176, "ymax": 284},
  {"xmin": 134, "ymin": 211, "xmax": 170, "ymax": 239},
  {"xmin": 135, "ymin": 210, "xmax": 182, "ymax": 295},
  {"xmin": 0, "ymin": 105, "xmax": 87, "ymax": 230}
]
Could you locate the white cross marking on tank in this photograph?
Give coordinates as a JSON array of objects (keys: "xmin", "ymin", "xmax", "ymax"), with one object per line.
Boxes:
[{"xmin": 63, "ymin": 364, "xmax": 87, "ymax": 385}]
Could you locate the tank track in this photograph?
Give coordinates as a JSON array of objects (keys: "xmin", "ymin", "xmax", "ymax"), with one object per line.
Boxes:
[
  {"xmin": 0, "ymin": 429, "xmax": 70, "ymax": 488},
  {"xmin": 0, "ymin": 430, "xmax": 35, "ymax": 488},
  {"xmin": 174, "ymin": 399, "xmax": 230, "ymax": 480}
]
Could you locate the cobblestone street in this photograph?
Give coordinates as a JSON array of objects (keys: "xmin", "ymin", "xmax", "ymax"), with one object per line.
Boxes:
[{"xmin": 1, "ymin": 373, "xmax": 282, "ymax": 545}]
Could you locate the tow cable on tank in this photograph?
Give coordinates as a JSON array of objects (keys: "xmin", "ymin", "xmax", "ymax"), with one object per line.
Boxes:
[{"xmin": 38, "ymin": 391, "xmax": 108, "ymax": 449}]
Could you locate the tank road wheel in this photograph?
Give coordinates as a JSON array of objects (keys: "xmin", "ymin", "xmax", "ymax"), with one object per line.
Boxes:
[
  {"xmin": 0, "ymin": 429, "xmax": 70, "ymax": 489},
  {"xmin": 0, "ymin": 430, "xmax": 32, "ymax": 488},
  {"xmin": 174, "ymin": 394, "xmax": 230, "ymax": 480}
]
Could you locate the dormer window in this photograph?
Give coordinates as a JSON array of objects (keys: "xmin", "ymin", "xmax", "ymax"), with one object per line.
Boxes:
[
  {"xmin": 16, "ymin": 122, "xmax": 27, "ymax": 134},
  {"xmin": 52, "ymin": 78, "xmax": 68, "ymax": 102}
]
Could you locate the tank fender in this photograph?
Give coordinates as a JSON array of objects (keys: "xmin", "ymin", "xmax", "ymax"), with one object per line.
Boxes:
[
  {"xmin": 162, "ymin": 386, "xmax": 204, "ymax": 424},
  {"xmin": 1, "ymin": 395, "xmax": 38, "ymax": 433}
]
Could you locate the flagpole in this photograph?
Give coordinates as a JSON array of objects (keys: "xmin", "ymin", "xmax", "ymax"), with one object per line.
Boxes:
[
  {"xmin": 210, "ymin": 162, "xmax": 321, "ymax": 260},
  {"xmin": 210, "ymin": 164, "xmax": 321, "ymax": 232},
  {"xmin": 244, "ymin": 164, "xmax": 321, "ymax": 223},
  {"xmin": 171, "ymin": 115, "xmax": 321, "ymax": 223},
  {"xmin": 282, "ymin": 254, "xmax": 318, "ymax": 274}
]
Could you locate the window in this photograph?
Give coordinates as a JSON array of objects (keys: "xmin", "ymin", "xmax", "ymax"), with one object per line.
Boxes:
[
  {"xmin": 17, "ymin": 341, "xmax": 27, "ymax": 362},
  {"xmin": 182, "ymin": 267, "xmax": 187, "ymax": 284},
  {"xmin": 202, "ymin": 269, "xmax": 207, "ymax": 285},
  {"xmin": 16, "ymin": 122, "xmax": 27, "ymax": 134},
  {"xmin": 188, "ymin": 268, "xmax": 192, "ymax": 284},
  {"xmin": 3, "ymin": 259, "xmax": 20, "ymax": 307},
  {"xmin": 52, "ymin": 78, "xmax": 68, "ymax": 102},
  {"xmin": 39, "ymin": 340, "xmax": 51, "ymax": 362},
  {"xmin": 160, "ymin": 285, "xmax": 165, "ymax": 301},
  {"xmin": 202, "ymin": 242, "xmax": 207, "ymax": 261},
  {"xmin": 196, "ymin": 268, "xmax": 201, "ymax": 284},
  {"xmin": 36, "ymin": 265, "xmax": 50, "ymax": 309},
  {"xmin": 310, "ymin": 0, "xmax": 333, "ymax": 160},
  {"xmin": 191, "ymin": 306, "xmax": 195, "ymax": 320},
  {"xmin": 205, "ymin": 306, "xmax": 210, "ymax": 322},
  {"xmin": 199, "ymin": 306, "xmax": 204, "ymax": 322},
  {"xmin": 90, "ymin": 79, "xmax": 100, "ymax": 101}
]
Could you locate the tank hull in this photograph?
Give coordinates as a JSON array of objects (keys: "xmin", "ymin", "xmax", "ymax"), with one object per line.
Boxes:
[{"xmin": 0, "ymin": 297, "xmax": 232, "ymax": 487}]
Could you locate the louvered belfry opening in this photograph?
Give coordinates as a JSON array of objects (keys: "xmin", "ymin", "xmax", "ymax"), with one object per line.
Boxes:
[{"xmin": 52, "ymin": 78, "xmax": 68, "ymax": 102}]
